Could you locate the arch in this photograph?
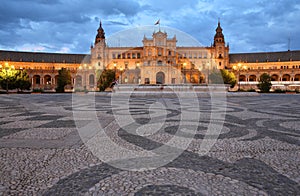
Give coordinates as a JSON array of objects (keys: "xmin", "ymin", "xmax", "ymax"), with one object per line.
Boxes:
[
  {"xmin": 33, "ymin": 75, "xmax": 41, "ymax": 85},
  {"xmin": 271, "ymin": 74, "xmax": 279, "ymax": 81},
  {"xmin": 249, "ymin": 75, "xmax": 257, "ymax": 82},
  {"xmin": 282, "ymin": 74, "xmax": 291, "ymax": 81},
  {"xmin": 239, "ymin": 75, "xmax": 246, "ymax": 82},
  {"xmin": 294, "ymin": 74, "xmax": 300, "ymax": 81},
  {"xmin": 89, "ymin": 74, "xmax": 95, "ymax": 86},
  {"xmin": 156, "ymin": 71, "xmax": 165, "ymax": 84},
  {"xmin": 75, "ymin": 75, "xmax": 82, "ymax": 87},
  {"xmin": 44, "ymin": 75, "xmax": 52, "ymax": 85}
]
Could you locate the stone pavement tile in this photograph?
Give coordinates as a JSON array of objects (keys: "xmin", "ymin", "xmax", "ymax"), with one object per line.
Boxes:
[{"xmin": 0, "ymin": 94, "xmax": 299, "ymax": 195}]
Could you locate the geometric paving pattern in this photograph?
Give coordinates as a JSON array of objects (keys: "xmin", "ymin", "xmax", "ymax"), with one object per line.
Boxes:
[{"xmin": 0, "ymin": 93, "xmax": 299, "ymax": 195}]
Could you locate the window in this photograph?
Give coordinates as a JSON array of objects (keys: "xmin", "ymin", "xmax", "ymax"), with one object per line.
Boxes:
[
  {"xmin": 171, "ymin": 78, "xmax": 176, "ymax": 84},
  {"xmin": 122, "ymin": 53, "xmax": 126, "ymax": 59},
  {"xmin": 168, "ymin": 51, "xmax": 172, "ymax": 56},
  {"xmin": 127, "ymin": 53, "xmax": 131, "ymax": 59},
  {"xmin": 117, "ymin": 53, "xmax": 121, "ymax": 59},
  {"xmin": 132, "ymin": 53, "xmax": 136, "ymax": 59},
  {"xmin": 157, "ymin": 60, "xmax": 163, "ymax": 66},
  {"xmin": 137, "ymin": 53, "xmax": 141, "ymax": 58},
  {"xmin": 124, "ymin": 62, "xmax": 128, "ymax": 69},
  {"xmin": 112, "ymin": 53, "xmax": 116, "ymax": 59}
]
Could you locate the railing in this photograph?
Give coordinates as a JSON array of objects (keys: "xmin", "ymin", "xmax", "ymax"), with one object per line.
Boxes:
[{"xmin": 239, "ymin": 81, "xmax": 300, "ymax": 85}]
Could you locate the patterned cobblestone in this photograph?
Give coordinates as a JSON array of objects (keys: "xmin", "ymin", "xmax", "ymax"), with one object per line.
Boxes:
[{"xmin": 0, "ymin": 93, "xmax": 299, "ymax": 195}]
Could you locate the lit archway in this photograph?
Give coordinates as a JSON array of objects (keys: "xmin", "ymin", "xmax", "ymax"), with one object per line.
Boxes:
[
  {"xmin": 271, "ymin": 74, "xmax": 279, "ymax": 81},
  {"xmin": 249, "ymin": 75, "xmax": 257, "ymax": 81},
  {"xmin": 282, "ymin": 74, "xmax": 291, "ymax": 81},
  {"xmin": 294, "ymin": 74, "xmax": 300, "ymax": 81},
  {"xmin": 44, "ymin": 75, "xmax": 51, "ymax": 84},
  {"xmin": 156, "ymin": 71, "xmax": 165, "ymax": 84},
  {"xmin": 239, "ymin": 75, "xmax": 246, "ymax": 82},
  {"xmin": 33, "ymin": 75, "xmax": 41, "ymax": 87},
  {"xmin": 89, "ymin": 74, "xmax": 95, "ymax": 87}
]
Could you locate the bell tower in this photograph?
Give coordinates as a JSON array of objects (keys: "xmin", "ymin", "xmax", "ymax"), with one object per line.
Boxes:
[
  {"xmin": 91, "ymin": 20, "xmax": 107, "ymax": 70},
  {"xmin": 213, "ymin": 19, "xmax": 229, "ymax": 69},
  {"xmin": 95, "ymin": 21, "xmax": 106, "ymax": 45},
  {"xmin": 214, "ymin": 19, "xmax": 225, "ymax": 46}
]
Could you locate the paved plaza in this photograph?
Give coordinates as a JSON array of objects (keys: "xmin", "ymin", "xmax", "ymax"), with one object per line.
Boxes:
[{"xmin": 0, "ymin": 93, "xmax": 299, "ymax": 195}]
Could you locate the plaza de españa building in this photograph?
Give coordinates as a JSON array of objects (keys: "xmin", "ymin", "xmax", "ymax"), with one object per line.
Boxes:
[{"xmin": 1, "ymin": 21, "xmax": 300, "ymax": 91}]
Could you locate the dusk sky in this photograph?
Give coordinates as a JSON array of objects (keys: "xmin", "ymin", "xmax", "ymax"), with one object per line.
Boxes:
[{"xmin": 1, "ymin": 0, "xmax": 300, "ymax": 54}]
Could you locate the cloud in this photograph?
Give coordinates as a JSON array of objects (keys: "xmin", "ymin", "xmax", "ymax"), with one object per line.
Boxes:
[{"xmin": 0, "ymin": 0, "xmax": 299, "ymax": 53}]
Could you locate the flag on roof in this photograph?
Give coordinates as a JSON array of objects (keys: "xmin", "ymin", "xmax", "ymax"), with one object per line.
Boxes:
[{"xmin": 154, "ymin": 19, "xmax": 160, "ymax": 25}]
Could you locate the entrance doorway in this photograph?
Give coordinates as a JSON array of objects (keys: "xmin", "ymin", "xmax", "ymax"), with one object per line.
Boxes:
[{"xmin": 156, "ymin": 71, "xmax": 165, "ymax": 84}]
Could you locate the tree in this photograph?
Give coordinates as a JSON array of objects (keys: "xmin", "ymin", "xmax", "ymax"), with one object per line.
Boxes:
[
  {"xmin": 209, "ymin": 69, "xmax": 236, "ymax": 87},
  {"xmin": 0, "ymin": 64, "xmax": 18, "ymax": 93},
  {"xmin": 97, "ymin": 69, "xmax": 115, "ymax": 91},
  {"xmin": 257, "ymin": 73, "xmax": 272, "ymax": 93},
  {"xmin": 56, "ymin": 68, "xmax": 71, "ymax": 93},
  {"xmin": 15, "ymin": 70, "xmax": 31, "ymax": 92}
]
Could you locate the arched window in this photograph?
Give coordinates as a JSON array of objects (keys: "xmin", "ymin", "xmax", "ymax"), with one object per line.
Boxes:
[{"xmin": 89, "ymin": 74, "xmax": 95, "ymax": 86}]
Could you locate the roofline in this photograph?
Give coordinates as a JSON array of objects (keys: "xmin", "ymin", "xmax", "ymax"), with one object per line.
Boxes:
[
  {"xmin": 229, "ymin": 50, "xmax": 300, "ymax": 55},
  {"xmin": 0, "ymin": 50, "xmax": 89, "ymax": 56}
]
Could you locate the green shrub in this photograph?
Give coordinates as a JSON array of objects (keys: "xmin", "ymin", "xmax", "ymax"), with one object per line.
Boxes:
[{"xmin": 257, "ymin": 73, "xmax": 272, "ymax": 93}]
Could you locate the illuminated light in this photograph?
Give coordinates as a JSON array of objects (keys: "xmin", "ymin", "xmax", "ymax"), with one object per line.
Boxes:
[
  {"xmin": 79, "ymin": 66, "xmax": 82, "ymax": 70},
  {"xmin": 5, "ymin": 62, "xmax": 8, "ymax": 66},
  {"xmin": 183, "ymin": 62, "xmax": 187, "ymax": 66},
  {"xmin": 84, "ymin": 64, "xmax": 87, "ymax": 68},
  {"xmin": 233, "ymin": 65, "xmax": 237, "ymax": 70},
  {"xmin": 0, "ymin": 64, "xmax": 2, "ymax": 68},
  {"xmin": 238, "ymin": 63, "xmax": 242, "ymax": 68},
  {"xmin": 89, "ymin": 66, "xmax": 92, "ymax": 69},
  {"xmin": 114, "ymin": 63, "xmax": 117, "ymax": 67},
  {"xmin": 11, "ymin": 65, "xmax": 15, "ymax": 69}
]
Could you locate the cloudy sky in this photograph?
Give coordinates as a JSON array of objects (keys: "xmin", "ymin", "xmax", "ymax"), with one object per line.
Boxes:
[{"xmin": 0, "ymin": 0, "xmax": 299, "ymax": 54}]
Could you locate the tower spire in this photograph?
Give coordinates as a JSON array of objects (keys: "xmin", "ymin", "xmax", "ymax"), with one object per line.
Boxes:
[
  {"xmin": 213, "ymin": 19, "xmax": 225, "ymax": 46},
  {"xmin": 95, "ymin": 20, "xmax": 105, "ymax": 45}
]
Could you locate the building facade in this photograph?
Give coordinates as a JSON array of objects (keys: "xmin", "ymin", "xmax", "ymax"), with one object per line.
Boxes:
[
  {"xmin": 230, "ymin": 51, "xmax": 300, "ymax": 90},
  {"xmin": 0, "ymin": 21, "xmax": 299, "ymax": 91},
  {"xmin": 90, "ymin": 21, "xmax": 229, "ymax": 86}
]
